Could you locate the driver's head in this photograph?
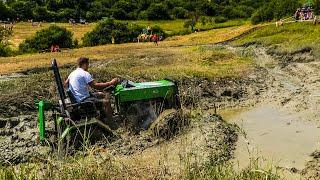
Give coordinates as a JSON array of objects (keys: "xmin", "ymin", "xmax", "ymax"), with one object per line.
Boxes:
[{"xmin": 78, "ymin": 57, "xmax": 89, "ymax": 71}]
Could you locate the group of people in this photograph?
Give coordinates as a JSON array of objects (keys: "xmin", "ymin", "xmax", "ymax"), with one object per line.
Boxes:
[
  {"xmin": 295, "ymin": 7, "xmax": 314, "ymax": 21},
  {"xmin": 137, "ymin": 26, "xmax": 163, "ymax": 45}
]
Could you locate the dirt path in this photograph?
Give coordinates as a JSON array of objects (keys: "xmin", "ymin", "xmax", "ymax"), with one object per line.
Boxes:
[{"xmin": 223, "ymin": 45, "xmax": 320, "ymax": 178}]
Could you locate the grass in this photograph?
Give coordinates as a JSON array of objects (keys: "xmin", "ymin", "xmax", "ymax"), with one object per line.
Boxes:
[
  {"xmin": 233, "ymin": 21, "xmax": 320, "ymax": 57},
  {"xmin": 0, "ymin": 24, "xmax": 255, "ymax": 75},
  {"xmin": 7, "ymin": 19, "xmax": 247, "ymax": 50},
  {"xmin": 128, "ymin": 19, "xmax": 248, "ymax": 36}
]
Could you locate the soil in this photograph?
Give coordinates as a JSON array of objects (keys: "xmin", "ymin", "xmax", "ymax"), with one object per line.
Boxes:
[{"xmin": 228, "ymin": 43, "xmax": 320, "ymax": 179}]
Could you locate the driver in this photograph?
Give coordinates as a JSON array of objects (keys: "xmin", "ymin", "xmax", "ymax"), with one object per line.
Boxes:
[{"xmin": 65, "ymin": 57, "xmax": 119, "ymax": 121}]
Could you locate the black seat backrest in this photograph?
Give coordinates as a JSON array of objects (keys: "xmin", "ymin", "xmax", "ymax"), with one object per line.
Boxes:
[
  {"xmin": 51, "ymin": 59, "xmax": 67, "ymax": 112},
  {"xmin": 66, "ymin": 89, "xmax": 77, "ymax": 103}
]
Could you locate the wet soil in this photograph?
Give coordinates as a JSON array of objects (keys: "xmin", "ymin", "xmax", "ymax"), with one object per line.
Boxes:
[{"xmin": 227, "ymin": 44, "xmax": 320, "ymax": 179}]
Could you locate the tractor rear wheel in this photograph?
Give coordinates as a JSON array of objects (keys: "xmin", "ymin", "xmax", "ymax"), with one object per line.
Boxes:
[{"xmin": 149, "ymin": 109, "xmax": 186, "ymax": 139}]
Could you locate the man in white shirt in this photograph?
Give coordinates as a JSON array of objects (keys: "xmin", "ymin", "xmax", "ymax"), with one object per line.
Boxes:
[{"xmin": 65, "ymin": 57, "xmax": 118, "ymax": 121}]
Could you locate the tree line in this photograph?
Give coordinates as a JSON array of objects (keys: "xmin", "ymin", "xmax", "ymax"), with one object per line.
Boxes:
[{"xmin": 0, "ymin": 0, "xmax": 276, "ymax": 22}]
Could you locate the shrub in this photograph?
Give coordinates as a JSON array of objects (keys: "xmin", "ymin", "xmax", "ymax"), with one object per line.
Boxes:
[
  {"xmin": 83, "ymin": 18, "xmax": 143, "ymax": 46},
  {"xmin": 0, "ymin": 27, "xmax": 13, "ymax": 57},
  {"xmin": 83, "ymin": 18, "xmax": 166, "ymax": 46},
  {"xmin": 19, "ymin": 25, "xmax": 75, "ymax": 53},
  {"xmin": 0, "ymin": 43, "xmax": 12, "ymax": 57}
]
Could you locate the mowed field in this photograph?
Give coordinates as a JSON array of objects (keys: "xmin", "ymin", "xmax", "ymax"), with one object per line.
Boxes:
[
  {"xmin": 8, "ymin": 22, "xmax": 95, "ymax": 49},
  {"xmin": 1, "ymin": 23, "xmax": 255, "ymax": 77}
]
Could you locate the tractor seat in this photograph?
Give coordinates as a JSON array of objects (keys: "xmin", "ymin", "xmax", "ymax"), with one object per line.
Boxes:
[{"xmin": 66, "ymin": 89, "xmax": 77, "ymax": 104}]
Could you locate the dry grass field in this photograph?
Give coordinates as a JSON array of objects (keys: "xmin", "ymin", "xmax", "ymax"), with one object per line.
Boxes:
[
  {"xmin": 8, "ymin": 22, "xmax": 95, "ymax": 49},
  {"xmin": 0, "ymin": 24, "xmax": 255, "ymax": 76}
]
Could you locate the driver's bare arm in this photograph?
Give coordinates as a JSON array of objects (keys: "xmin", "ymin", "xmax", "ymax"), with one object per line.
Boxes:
[
  {"xmin": 89, "ymin": 78, "xmax": 119, "ymax": 90},
  {"xmin": 64, "ymin": 79, "xmax": 69, "ymax": 88}
]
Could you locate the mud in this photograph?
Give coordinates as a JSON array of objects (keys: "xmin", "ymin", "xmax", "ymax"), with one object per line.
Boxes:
[
  {"xmin": 0, "ymin": 115, "xmax": 50, "ymax": 164},
  {"xmin": 0, "ymin": 71, "xmax": 255, "ymax": 165},
  {"xmin": 229, "ymin": 43, "xmax": 320, "ymax": 179}
]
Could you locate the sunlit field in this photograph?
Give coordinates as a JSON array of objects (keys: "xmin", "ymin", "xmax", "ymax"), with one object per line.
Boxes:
[{"xmin": 0, "ymin": 24, "xmax": 255, "ymax": 75}]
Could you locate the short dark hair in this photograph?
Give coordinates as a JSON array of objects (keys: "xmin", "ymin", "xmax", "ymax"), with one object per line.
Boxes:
[{"xmin": 77, "ymin": 57, "xmax": 89, "ymax": 67}]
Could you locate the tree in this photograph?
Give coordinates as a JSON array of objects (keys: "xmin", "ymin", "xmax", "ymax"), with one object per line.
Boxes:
[
  {"xmin": 146, "ymin": 3, "xmax": 171, "ymax": 20},
  {"xmin": 313, "ymin": 0, "xmax": 320, "ymax": 15},
  {"xmin": 11, "ymin": 1, "xmax": 34, "ymax": 20},
  {"xmin": 33, "ymin": 6, "xmax": 51, "ymax": 21},
  {"xmin": 172, "ymin": 7, "xmax": 188, "ymax": 19},
  {"xmin": 0, "ymin": 1, "xmax": 12, "ymax": 20}
]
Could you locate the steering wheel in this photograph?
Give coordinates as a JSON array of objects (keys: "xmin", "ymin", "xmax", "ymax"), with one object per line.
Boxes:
[{"xmin": 103, "ymin": 77, "xmax": 123, "ymax": 92}]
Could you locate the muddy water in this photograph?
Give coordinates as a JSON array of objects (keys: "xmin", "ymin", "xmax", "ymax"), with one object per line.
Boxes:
[{"xmin": 222, "ymin": 104, "xmax": 320, "ymax": 170}]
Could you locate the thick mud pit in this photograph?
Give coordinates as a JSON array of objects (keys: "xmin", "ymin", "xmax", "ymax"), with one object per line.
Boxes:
[
  {"xmin": 0, "ymin": 73, "xmax": 256, "ymax": 165},
  {"xmin": 224, "ymin": 44, "xmax": 320, "ymax": 178},
  {"xmin": 226, "ymin": 104, "xmax": 320, "ymax": 169}
]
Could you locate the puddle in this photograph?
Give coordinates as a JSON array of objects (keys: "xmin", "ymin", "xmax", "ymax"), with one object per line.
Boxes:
[{"xmin": 223, "ymin": 104, "xmax": 320, "ymax": 170}]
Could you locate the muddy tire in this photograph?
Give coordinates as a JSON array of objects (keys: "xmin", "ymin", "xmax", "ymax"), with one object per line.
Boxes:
[{"xmin": 149, "ymin": 109, "xmax": 187, "ymax": 139}]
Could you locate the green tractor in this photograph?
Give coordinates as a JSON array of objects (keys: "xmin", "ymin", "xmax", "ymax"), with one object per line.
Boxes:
[{"xmin": 35, "ymin": 59, "xmax": 181, "ymax": 153}]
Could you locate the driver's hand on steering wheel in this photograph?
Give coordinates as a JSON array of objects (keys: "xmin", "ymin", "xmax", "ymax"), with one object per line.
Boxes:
[{"xmin": 110, "ymin": 78, "xmax": 120, "ymax": 85}]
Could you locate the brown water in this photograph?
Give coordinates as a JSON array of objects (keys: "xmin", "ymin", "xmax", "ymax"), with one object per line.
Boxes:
[{"xmin": 222, "ymin": 104, "xmax": 320, "ymax": 171}]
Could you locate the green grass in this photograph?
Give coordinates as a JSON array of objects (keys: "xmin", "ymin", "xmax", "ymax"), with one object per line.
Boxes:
[
  {"xmin": 8, "ymin": 19, "xmax": 247, "ymax": 50},
  {"xmin": 233, "ymin": 22, "xmax": 320, "ymax": 57},
  {"xmin": 0, "ymin": 158, "xmax": 280, "ymax": 180},
  {"xmin": 127, "ymin": 19, "xmax": 248, "ymax": 36}
]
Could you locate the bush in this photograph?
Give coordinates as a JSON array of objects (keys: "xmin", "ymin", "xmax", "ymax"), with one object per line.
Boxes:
[
  {"xmin": 19, "ymin": 25, "xmax": 75, "ymax": 53},
  {"xmin": 0, "ymin": 27, "xmax": 13, "ymax": 57},
  {"xmin": 0, "ymin": 43, "xmax": 12, "ymax": 57},
  {"xmin": 83, "ymin": 18, "xmax": 143, "ymax": 46},
  {"xmin": 83, "ymin": 18, "xmax": 166, "ymax": 46}
]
